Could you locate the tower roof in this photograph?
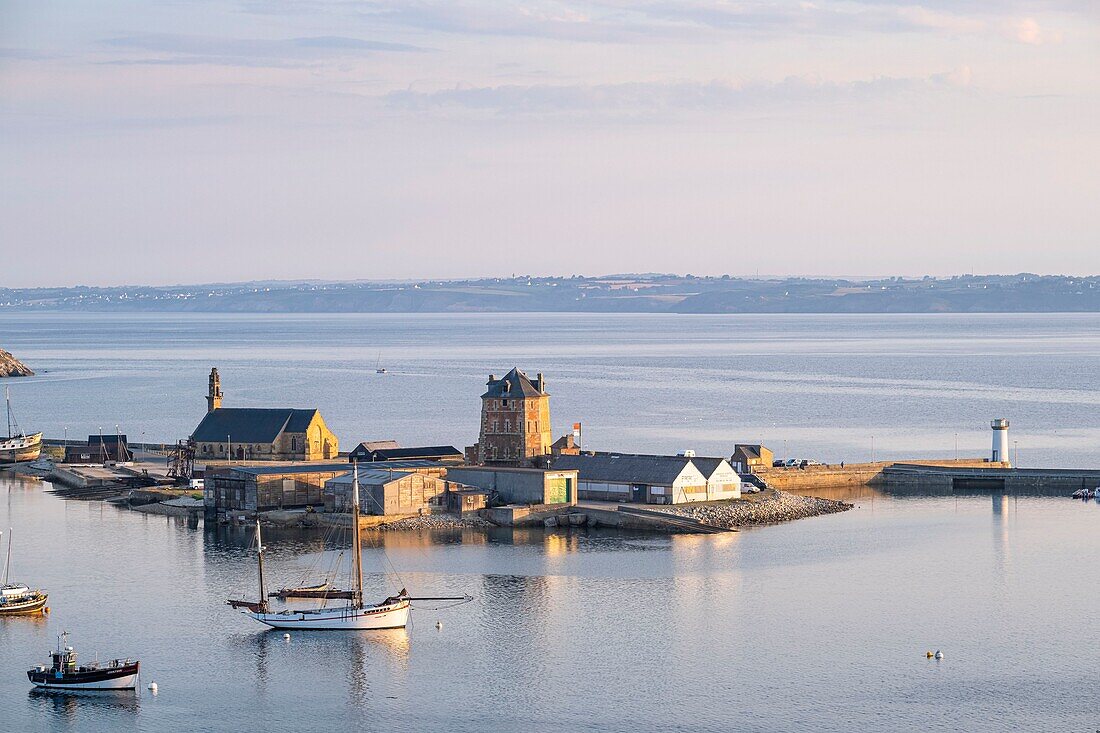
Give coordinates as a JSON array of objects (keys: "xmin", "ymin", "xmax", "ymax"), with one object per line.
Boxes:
[{"xmin": 481, "ymin": 367, "xmax": 547, "ymax": 398}]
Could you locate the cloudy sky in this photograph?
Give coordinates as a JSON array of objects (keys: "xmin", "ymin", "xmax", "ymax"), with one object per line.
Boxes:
[{"xmin": 1, "ymin": 1, "xmax": 1097, "ymax": 286}]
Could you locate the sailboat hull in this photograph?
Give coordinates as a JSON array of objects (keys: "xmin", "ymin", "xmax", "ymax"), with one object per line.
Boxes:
[
  {"xmin": 245, "ymin": 600, "xmax": 410, "ymax": 630},
  {"xmin": 0, "ymin": 432, "xmax": 42, "ymax": 465},
  {"xmin": 0, "ymin": 591, "xmax": 48, "ymax": 615}
]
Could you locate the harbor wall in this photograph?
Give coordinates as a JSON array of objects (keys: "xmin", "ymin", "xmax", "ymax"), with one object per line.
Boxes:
[{"xmin": 754, "ymin": 458, "xmax": 1005, "ymax": 491}]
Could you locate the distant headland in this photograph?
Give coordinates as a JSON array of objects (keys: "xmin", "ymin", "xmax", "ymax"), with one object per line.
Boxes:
[{"xmin": 2, "ymin": 273, "xmax": 1099, "ymax": 314}]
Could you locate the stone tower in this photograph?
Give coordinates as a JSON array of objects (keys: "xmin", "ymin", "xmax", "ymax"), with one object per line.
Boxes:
[
  {"xmin": 207, "ymin": 367, "xmax": 223, "ymax": 413},
  {"xmin": 477, "ymin": 368, "xmax": 552, "ymax": 466}
]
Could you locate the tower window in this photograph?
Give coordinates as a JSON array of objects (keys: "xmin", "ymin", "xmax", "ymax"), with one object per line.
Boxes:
[{"xmin": 502, "ymin": 399, "xmax": 509, "ymax": 408}]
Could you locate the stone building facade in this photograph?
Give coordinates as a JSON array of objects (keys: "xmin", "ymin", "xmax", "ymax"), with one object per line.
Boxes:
[
  {"xmin": 468, "ymin": 368, "xmax": 552, "ymax": 466},
  {"xmin": 191, "ymin": 368, "xmax": 339, "ymax": 461}
]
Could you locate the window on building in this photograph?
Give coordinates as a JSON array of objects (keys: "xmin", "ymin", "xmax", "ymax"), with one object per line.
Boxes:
[{"xmin": 502, "ymin": 399, "xmax": 508, "ymax": 408}]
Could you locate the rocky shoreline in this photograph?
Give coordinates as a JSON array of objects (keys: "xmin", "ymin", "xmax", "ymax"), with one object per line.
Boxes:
[
  {"xmin": 0, "ymin": 348, "xmax": 33, "ymax": 377},
  {"xmin": 373, "ymin": 514, "xmax": 492, "ymax": 531},
  {"xmin": 650, "ymin": 489, "xmax": 852, "ymax": 529}
]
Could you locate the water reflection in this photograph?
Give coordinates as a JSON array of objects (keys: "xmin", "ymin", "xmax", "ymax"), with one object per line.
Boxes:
[{"xmin": 27, "ymin": 687, "xmax": 140, "ymax": 726}]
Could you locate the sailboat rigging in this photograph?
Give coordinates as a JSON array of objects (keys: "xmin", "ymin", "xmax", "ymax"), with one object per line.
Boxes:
[
  {"xmin": 0, "ymin": 387, "xmax": 42, "ymax": 465},
  {"xmin": 227, "ymin": 463, "xmax": 470, "ymax": 630},
  {"xmin": 0, "ymin": 529, "xmax": 48, "ymax": 615}
]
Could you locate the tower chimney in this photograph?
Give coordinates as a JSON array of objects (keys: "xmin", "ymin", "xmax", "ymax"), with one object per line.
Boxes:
[
  {"xmin": 537, "ymin": 372, "xmax": 545, "ymax": 393},
  {"xmin": 207, "ymin": 367, "xmax": 223, "ymax": 413}
]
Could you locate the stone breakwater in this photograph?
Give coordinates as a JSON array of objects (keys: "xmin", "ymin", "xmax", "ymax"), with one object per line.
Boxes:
[
  {"xmin": 652, "ymin": 489, "xmax": 852, "ymax": 529},
  {"xmin": 375, "ymin": 514, "xmax": 492, "ymax": 531},
  {"xmin": 0, "ymin": 348, "xmax": 33, "ymax": 377}
]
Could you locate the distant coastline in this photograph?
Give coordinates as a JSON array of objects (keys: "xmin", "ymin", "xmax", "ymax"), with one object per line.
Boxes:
[{"xmin": 3, "ymin": 273, "xmax": 1099, "ymax": 314}]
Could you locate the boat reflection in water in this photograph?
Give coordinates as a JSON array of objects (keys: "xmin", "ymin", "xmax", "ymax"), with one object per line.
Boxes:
[{"xmin": 246, "ymin": 625, "xmax": 410, "ymax": 706}]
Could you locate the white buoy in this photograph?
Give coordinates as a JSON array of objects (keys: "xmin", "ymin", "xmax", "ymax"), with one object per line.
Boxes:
[
  {"xmin": 934, "ymin": 650, "xmax": 944, "ymax": 660},
  {"xmin": 283, "ymin": 633, "xmax": 291, "ymax": 641},
  {"xmin": 148, "ymin": 682, "xmax": 158, "ymax": 693},
  {"xmin": 435, "ymin": 621, "xmax": 443, "ymax": 630}
]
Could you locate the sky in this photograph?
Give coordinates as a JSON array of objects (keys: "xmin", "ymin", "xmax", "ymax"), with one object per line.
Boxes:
[{"xmin": 1, "ymin": 1, "xmax": 1098, "ymax": 287}]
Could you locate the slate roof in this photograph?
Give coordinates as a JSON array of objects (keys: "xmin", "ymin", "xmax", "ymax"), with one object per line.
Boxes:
[
  {"xmin": 327, "ymin": 469, "xmax": 414, "ymax": 486},
  {"xmin": 732, "ymin": 444, "xmax": 765, "ymax": 460},
  {"xmin": 690, "ymin": 457, "xmax": 732, "ymax": 479},
  {"xmin": 227, "ymin": 462, "xmax": 353, "ymax": 477},
  {"xmin": 350, "ymin": 445, "xmax": 463, "ymax": 461},
  {"xmin": 550, "ymin": 453, "xmax": 695, "ymax": 486},
  {"xmin": 191, "ymin": 408, "xmax": 319, "ymax": 443},
  {"xmin": 481, "ymin": 367, "xmax": 546, "ymax": 399},
  {"xmin": 356, "ymin": 440, "xmax": 401, "ymax": 452}
]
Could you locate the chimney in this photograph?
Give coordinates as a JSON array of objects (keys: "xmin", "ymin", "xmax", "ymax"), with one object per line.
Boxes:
[
  {"xmin": 488, "ymin": 374, "xmax": 496, "ymax": 382},
  {"xmin": 537, "ymin": 372, "xmax": 545, "ymax": 393}
]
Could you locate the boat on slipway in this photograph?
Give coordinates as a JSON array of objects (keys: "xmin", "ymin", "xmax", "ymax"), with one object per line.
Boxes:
[
  {"xmin": 28, "ymin": 632, "xmax": 139, "ymax": 691},
  {"xmin": 0, "ymin": 388, "xmax": 41, "ymax": 465},
  {"xmin": 228, "ymin": 463, "xmax": 470, "ymax": 630},
  {"xmin": 0, "ymin": 530, "xmax": 48, "ymax": 616}
]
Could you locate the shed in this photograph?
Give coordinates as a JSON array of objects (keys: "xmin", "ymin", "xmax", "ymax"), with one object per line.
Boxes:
[
  {"xmin": 731, "ymin": 444, "xmax": 774, "ymax": 473},
  {"xmin": 205, "ymin": 462, "xmax": 353, "ymax": 514},
  {"xmin": 550, "ymin": 452, "xmax": 736, "ymax": 504},
  {"xmin": 348, "ymin": 443, "xmax": 464, "ymax": 464},
  {"xmin": 324, "ymin": 469, "xmax": 449, "ymax": 515},
  {"xmin": 445, "ymin": 466, "xmax": 578, "ymax": 506}
]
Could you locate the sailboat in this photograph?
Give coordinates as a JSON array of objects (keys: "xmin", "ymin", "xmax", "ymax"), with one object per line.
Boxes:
[
  {"xmin": 0, "ymin": 387, "xmax": 41, "ymax": 465},
  {"xmin": 227, "ymin": 464, "xmax": 469, "ymax": 630},
  {"xmin": 374, "ymin": 352, "xmax": 386, "ymax": 374},
  {"xmin": 0, "ymin": 529, "xmax": 48, "ymax": 616}
]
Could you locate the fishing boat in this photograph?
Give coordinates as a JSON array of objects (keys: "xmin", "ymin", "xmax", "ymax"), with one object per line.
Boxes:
[
  {"xmin": 228, "ymin": 464, "xmax": 469, "ymax": 630},
  {"xmin": 28, "ymin": 632, "xmax": 139, "ymax": 691},
  {"xmin": 0, "ymin": 387, "xmax": 41, "ymax": 465},
  {"xmin": 0, "ymin": 530, "xmax": 47, "ymax": 616}
]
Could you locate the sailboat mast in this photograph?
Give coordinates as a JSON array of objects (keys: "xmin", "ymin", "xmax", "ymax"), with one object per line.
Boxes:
[
  {"xmin": 3, "ymin": 528, "xmax": 12, "ymax": 586},
  {"xmin": 255, "ymin": 520, "xmax": 267, "ymax": 611},
  {"xmin": 5, "ymin": 387, "xmax": 11, "ymax": 439},
  {"xmin": 351, "ymin": 462, "xmax": 364, "ymax": 607}
]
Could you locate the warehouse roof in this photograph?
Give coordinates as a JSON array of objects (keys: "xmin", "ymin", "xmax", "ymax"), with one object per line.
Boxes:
[
  {"xmin": 349, "ymin": 444, "xmax": 463, "ymax": 462},
  {"xmin": 225, "ymin": 462, "xmax": 352, "ymax": 477},
  {"xmin": 191, "ymin": 408, "xmax": 321, "ymax": 443},
  {"xmin": 550, "ymin": 453, "xmax": 696, "ymax": 486},
  {"xmin": 327, "ymin": 469, "xmax": 415, "ymax": 486}
]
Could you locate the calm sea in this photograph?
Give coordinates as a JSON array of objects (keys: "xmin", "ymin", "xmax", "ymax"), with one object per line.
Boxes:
[
  {"xmin": 2, "ymin": 312, "xmax": 1099, "ymax": 466},
  {"xmin": 1, "ymin": 312, "xmax": 1098, "ymax": 732}
]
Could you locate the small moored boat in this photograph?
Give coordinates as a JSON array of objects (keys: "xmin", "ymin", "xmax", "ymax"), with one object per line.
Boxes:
[
  {"xmin": 0, "ymin": 388, "xmax": 41, "ymax": 465},
  {"xmin": 28, "ymin": 632, "xmax": 139, "ymax": 691},
  {"xmin": 0, "ymin": 530, "xmax": 47, "ymax": 616}
]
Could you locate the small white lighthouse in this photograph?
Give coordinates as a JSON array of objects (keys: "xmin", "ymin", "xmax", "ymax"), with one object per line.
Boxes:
[{"xmin": 991, "ymin": 419, "xmax": 1010, "ymax": 466}]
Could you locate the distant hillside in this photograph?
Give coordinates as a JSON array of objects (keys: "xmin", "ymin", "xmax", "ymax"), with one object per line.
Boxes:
[{"xmin": 2, "ymin": 274, "xmax": 1098, "ymax": 314}]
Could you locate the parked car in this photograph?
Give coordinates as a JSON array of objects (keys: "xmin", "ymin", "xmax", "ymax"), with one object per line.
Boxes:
[
  {"xmin": 799, "ymin": 460, "xmax": 821, "ymax": 468},
  {"xmin": 772, "ymin": 459, "xmax": 786, "ymax": 467},
  {"xmin": 783, "ymin": 458, "xmax": 800, "ymax": 467}
]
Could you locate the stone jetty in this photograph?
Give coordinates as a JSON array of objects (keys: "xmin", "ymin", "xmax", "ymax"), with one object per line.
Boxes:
[
  {"xmin": 0, "ymin": 348, "xmax": 33, "ymax": 377},
  {"xmin": 651, "ymin": 489, "xmax": 852, "ymax": 529}
]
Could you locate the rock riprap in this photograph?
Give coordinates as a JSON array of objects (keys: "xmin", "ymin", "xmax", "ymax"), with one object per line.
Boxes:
[
  {"xmin": 0, "ymin": 348, "xmax": 33, "ymax": 377},
  {"xmin": 376, "ymin": 514, "xmax": 491, "ymax": 531},
  {"xmin": 651, "ymin": 489, "xmax": 852, "ymax": 529}
]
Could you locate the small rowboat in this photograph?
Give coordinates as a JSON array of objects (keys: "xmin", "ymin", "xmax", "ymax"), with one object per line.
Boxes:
[
  {"xmin": 267, "ymin": 582, "xmax": 356, "ymax": 600},
  {"xmin": 28, "ymin": 633, "xmax": 139, "ymax": 691}
]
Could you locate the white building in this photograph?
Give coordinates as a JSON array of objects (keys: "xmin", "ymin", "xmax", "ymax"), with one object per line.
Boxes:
[{"xmin": 551, "ymin": 452, "xmax": 741, "ymax": 504}]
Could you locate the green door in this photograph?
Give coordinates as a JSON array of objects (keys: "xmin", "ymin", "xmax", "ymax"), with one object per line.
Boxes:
[{"xmin": 546, "ymin": 477, "xmax": 567, "ymax": 504}]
